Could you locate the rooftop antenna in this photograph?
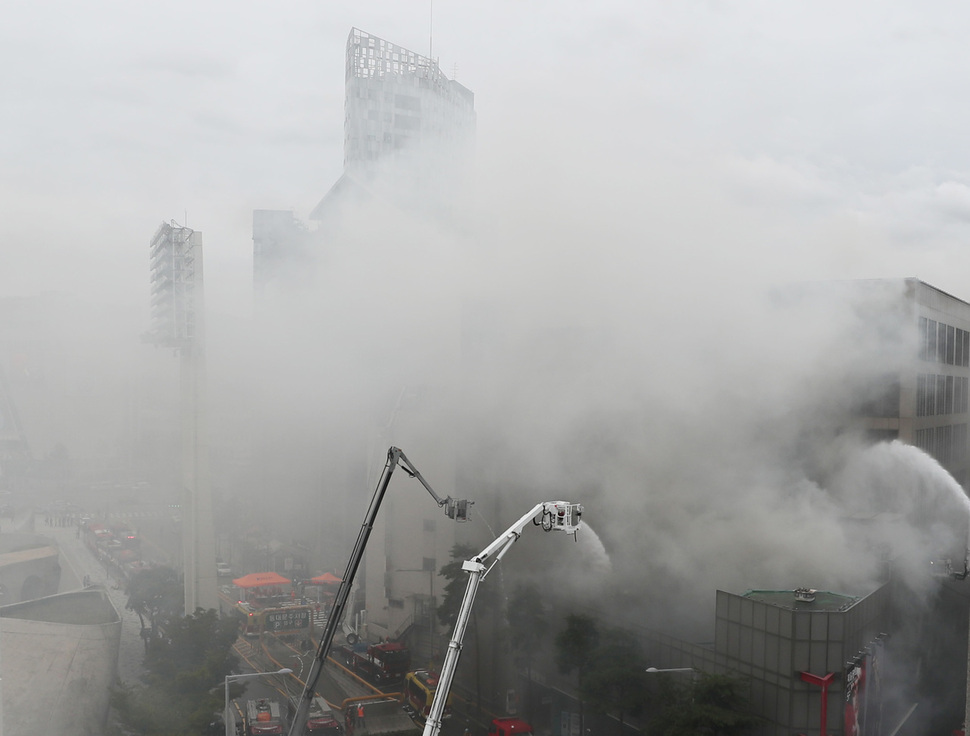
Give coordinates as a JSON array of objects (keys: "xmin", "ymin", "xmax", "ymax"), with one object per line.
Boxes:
[{"xmin": 429, "ymin": 0, "xmax": 434, "ymax": 61}]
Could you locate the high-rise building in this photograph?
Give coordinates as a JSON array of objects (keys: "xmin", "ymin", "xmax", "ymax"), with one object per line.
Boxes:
[
  {"xmin": 248, "ymin": 29, "xmax": 475, "ymax": 658},
  {"xmin": 310, "ymin": 27, "xmax": 475, "ymax": 220}
]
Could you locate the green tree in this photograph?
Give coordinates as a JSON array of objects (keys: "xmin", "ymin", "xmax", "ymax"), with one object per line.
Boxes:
[
  {"xmin": 437, "ymin": 543, "xmax": 478, "ymax": 630},
  {"xmin": 126, "ymin": 565, "xmax": 183, "ymax": 641},
  {"xmin": 508, "ymin": 583, "xmax": 548, "ymax": 723},
  {"xmin": 648, "ymin": 672, "xmax": 758, "ymax": 736},
  {"xmin": 555, "ymin": 613, "xmax": 600, "ymax": 681},
  {"xmin": 508, "ymin": 582, "xmax": 547, "ymax": 671},
  {"xmin": 554, "ymin": 614, "xmax": 600, "ymax": 736},
  {"xmin": 580, "ymin": 629, "xmax": 649, "ymax": 735},
  {"xmin": 113, "ymin": 608, "xmax": 240, "ymax": 736}
]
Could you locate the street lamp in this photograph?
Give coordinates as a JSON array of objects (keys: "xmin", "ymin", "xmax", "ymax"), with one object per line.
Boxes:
[
  {"xmin": 645, "ymin": 667, "xmax": 696, "ymax": 675},
  {"xmin": 224, "ymin": 668, "xmax": 293, "ymax": 736}
]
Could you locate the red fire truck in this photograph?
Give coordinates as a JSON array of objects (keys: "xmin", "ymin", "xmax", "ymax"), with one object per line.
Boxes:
[{"xmin": 336, "ymin": 640, "xmax": 410, "ymax": 684}]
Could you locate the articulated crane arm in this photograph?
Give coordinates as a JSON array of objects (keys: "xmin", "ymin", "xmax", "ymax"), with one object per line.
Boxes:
[
  {"xmin": 287, "ymin": 447, "xmax": 472, "ymax": 736},
  {"xmin": 421, "ymin": 501, "xmax": 584, "ymax": 736}
]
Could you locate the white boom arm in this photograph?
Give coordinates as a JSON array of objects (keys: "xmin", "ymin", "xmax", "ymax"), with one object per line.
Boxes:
[{"xmin": 421, "ymin": 501, "xmax": 584, "ymax": 736}]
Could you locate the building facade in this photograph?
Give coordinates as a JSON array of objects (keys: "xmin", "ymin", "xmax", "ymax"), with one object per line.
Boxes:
[
  {"xmin": 714, "ymin": 587, "xmax": 894, "ymax": 736},
  {"xmin": 852, "ymin": 278, "xmax": 970, "ymax": 488}
]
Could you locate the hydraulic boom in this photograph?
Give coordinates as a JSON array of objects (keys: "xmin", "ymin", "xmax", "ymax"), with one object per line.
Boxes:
[
  {"xmin": 287, "ymin": 447, "xmax": 471, "ymax": 736},
  {"xmin": 421, "ymin": 501, "xmax": 584, "ymax": 736}
]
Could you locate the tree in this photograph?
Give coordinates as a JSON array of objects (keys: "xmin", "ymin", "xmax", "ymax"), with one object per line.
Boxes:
[
  {"xmin": 126, "ymin": 565, "xmax": 183, "ymax": 641},
  {"xmin": 437, "ymin": 543, "xmax": 478, "ymax": 630},
  {"xmin": 554, "ymin": 614, "xmax": 601, "ymax": 736},
  {"xmin": 555, "ymin": 613, "xmax": 600, "ymax": 682},
  {"xmin": 508, "ymin": 583, "xmax": 547, "ymax": 671},
  {"xmin": 579, "ymin": 629, "xmax": 649, "ymax": 735},
  {"xmin": 648, "ymin": 672, "xmax": 759, "ymax": 736},
  {"xmin": 507, "ymin": 583, "xmax": 548, "ymax": 723},
  {"xmin": 113, "ymin": 608, "xmax": 240, "ymax": 736}
]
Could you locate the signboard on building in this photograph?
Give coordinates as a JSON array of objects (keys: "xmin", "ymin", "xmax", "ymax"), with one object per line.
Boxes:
[{"xmin": 845, "ymin": 656, "xmax": 867, "ymax": 736}]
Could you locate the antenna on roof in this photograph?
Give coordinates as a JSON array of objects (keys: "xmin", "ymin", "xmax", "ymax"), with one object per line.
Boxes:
[{"xmin": 429, "ymin": 0, "xmax": 434, "ymax": 61}]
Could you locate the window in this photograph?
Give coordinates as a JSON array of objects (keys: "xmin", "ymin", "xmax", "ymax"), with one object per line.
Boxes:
[
  {"xmin": 928, "ymin": 320, "xmax": 938, "ymax": 362},
  {"xmin": 948, "ymin": 326, "xmax": 956, "ymax": 364}
]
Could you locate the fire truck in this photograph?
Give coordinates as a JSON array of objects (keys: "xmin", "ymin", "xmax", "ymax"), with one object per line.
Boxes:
[
  {"xmin": 488, "ymin": 719, "xmax": 533, "ymax": 736},
  {"xmin": 336, "ymin": 640, "xmax": 410, "ymax": 684},
  {"xmin": 305, "ymin": 697, "xmax": 343, "ymax": 736},
  {"xmin": 401, "ymin": 670, "xmax": 452, "ymax": 724},
  {"xmin": 245, "ymin": 698, "xmax": 287, "ymax": 735}
]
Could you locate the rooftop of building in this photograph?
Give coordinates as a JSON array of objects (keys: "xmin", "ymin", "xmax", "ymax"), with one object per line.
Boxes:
[
  {"xmin": 1, "ymin": 586, "xmax": 120, "ymax": 625},
  {"xmin": 742, "ymin": 588, "xmax": 859, "ymax": 612}
]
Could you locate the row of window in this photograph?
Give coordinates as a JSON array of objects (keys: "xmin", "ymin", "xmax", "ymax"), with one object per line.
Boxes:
[
  {"xmin": 914, "ymin": 424, "xmax": 969, "ymax": 467},
  {"xmin": 916, "ymin": 374, "xmax": 970, "ymax": 417},
  {"xmin": 918, "ymin": 317, "xmax": 970, "ymax": 366}
]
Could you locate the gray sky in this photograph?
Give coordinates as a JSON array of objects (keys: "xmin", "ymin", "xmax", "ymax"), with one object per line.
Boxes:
[{"xmin": 5, "ymin": 1, "xmax": 970, "ymax": 316}]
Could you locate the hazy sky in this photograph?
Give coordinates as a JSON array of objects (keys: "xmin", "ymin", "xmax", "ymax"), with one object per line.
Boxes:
[{"xmin": 5, "ymin": 1, "xmax": 970, "ymax": 316}]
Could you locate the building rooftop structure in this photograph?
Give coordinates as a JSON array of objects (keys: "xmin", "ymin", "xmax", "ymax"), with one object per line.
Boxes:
[
  {"xmin": 741, "ymin": 588, "xmax": 859, "ymax": 612},
  {"xmin": 310, "ymin": 27, "xmax": 475, "ymax": 220}
]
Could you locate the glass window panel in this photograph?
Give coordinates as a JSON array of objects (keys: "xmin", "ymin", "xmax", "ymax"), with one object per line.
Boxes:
[
  {"xmin": 811, "ymin": 613, "xmax": 828, "ymax": 640},
  {"xmin": 740, "ymin": 626, "xmax": 753, "ymax": 662},
  {"xmin": 829, "ymin": 613, "xmax": 844, "ymax": 639},
  {"xmin": 766, "ymin": 606, "xmax": 780, "ymax": 635},
  {"xmin": 779, "ymin": 637, "xmax": 792, "ymax": 670},
  {"xmin": 810, "ymin": 641, "xmax": 827, "ymax": 671},
  {"xmin": 752, "ymin": 630, "xmax": 766, "ymax": 669},
  {"xmin": 779, "ymin": 610, "xmax": 793, "ymax": 637},
  {"xmin": 765, "ymin": 634, "xmax": 779, "ymax": 672}
]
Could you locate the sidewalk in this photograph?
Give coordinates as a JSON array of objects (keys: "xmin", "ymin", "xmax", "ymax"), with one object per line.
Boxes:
[{"xmin": 37, "ymin": 513, "xmax": 147, "ymax": 684}]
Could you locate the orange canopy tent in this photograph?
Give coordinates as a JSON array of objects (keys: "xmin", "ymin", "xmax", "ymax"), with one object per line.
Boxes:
[
  {"xmin": 232, "ymin": 572, "xmax": 291, "ymax": 588},
  {"xmin": 309, "ymin": 573, "xmax": 342, "ymax": 585}
]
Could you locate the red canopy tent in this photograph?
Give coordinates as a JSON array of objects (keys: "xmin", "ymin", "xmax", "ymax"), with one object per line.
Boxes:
[
  {"xmin": 232, "ymin": 572, "xmax": 291, "ymax": 589},
  {"xmin": 309, "ymin": 573, "xmax": 342, "ymax": 585}
]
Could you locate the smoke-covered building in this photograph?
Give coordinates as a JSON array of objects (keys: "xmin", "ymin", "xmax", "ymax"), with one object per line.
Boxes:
[
  {"xmin": 784, "ymin": 278, "xmax": 970, "ymax": 490},
  {"xmin": 245, "ymin": 27, "xmax": 475, "ymax": 656},
  {"xmin": 309, "ymin": 27, "xmax": 475, "ymax": 221},
  {"xmin": 253, "ymin": 209, "xmax": 312, "ymax": 301},
  {"xmin": 714, "ymin": 587, "xmax": 893, "ymax": 736}
]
